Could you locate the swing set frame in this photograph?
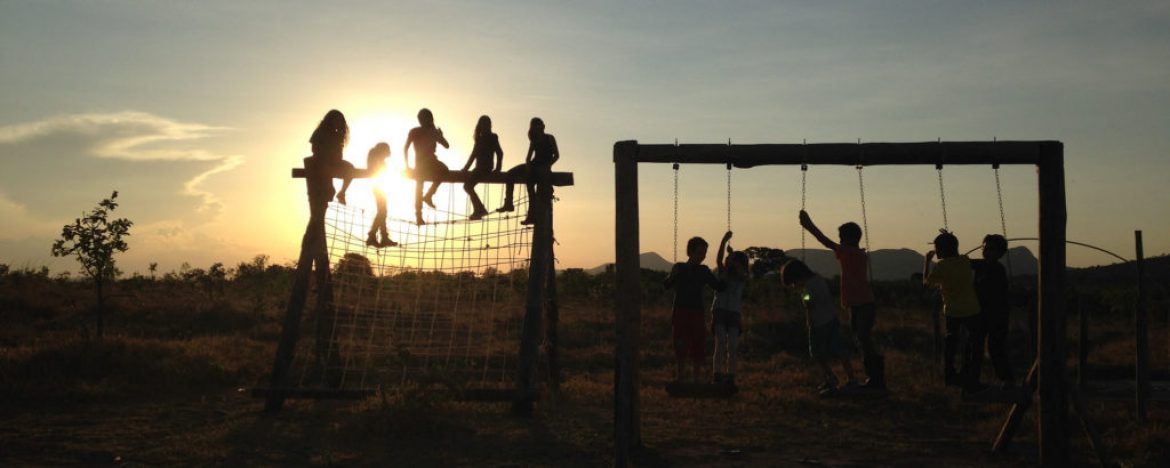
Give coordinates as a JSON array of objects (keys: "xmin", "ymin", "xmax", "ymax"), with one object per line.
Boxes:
[{"xmin": 613, "ymin": 140, "xmax": 1068, "ymax": 466}]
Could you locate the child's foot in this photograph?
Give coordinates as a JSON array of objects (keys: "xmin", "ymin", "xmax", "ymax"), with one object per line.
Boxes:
[
  {"xmin": 366, "ymin": 233, "xmax": 378, "ymax": 247},
  {"xmin": 816, "ymin": 379, "xmax": 838, "ymax": 393},
  {"xmin": 423, "ymin": 194, "xmax": 436, "ymax": 209},
  {"xmin": 415, "ymin": 213, "xmax": 426, "ymax": 226},
  {"xmin": 520, "ymin": 217, "xmax": 533, "ymax": 225},
  {"xmin": 379, "ymin": 238, "xmax": 399, "ymax": 248},
  {"xmin": 469, "ymin": 210, "xmax": 486, "ymax": 221},
  {"xmin": 495, "ymin": 203, "xmax": 514, "ymax": 213}
]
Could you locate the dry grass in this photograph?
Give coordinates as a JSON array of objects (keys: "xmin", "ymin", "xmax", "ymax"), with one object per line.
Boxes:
[{"xmin": 0, "ymin": 276, "xmax": 1167, "ymax": 466}]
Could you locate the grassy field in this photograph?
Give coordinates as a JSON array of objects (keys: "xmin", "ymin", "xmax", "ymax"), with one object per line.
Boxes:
[{"xmin": 1, "ymin": 269, "xmax": 1167, "ymax": 467}]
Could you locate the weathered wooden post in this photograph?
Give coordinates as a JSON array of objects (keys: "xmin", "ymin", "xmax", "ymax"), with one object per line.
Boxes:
[
  {"xmin": 1135, "ymin": 230, "xmax": 1149, "ymax": 422},
  {"xmin": 545, "ymin": 203, "xmax": 562, "ymax": 393},
  {"xmin": 515, "ymin": 178, "xmax": 554, "ymax": 415},
  {"xmin": 614, "ymin": 141, "xmax": 641, "ymax": 466},
  {"xmin": 1078, "ymin": 296, "xmax": 1088, "ymax": 390},
  {"xmin": 1036, "ymin": 142, "xmax": 1069, "ymax": 466},
  {"xmin": 266, "ymin": 156, "xmax": 336, "ymax": 412}
]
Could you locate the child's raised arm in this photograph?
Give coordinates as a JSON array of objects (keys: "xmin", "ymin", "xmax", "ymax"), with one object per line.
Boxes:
[
  {"xmin": 799, "ymin": 210, "xmax": 839, "ymax": 250},
  {"xmin": 717, "ymin": 231, "xmax": 732, "ymax": 274},
  {"xmin": 922, "ymin": 250, "xmax": 936, "ymax": 287},
  {"xmin": 436, "ymin": 127, "xmax": 449, "ymax": 149}
]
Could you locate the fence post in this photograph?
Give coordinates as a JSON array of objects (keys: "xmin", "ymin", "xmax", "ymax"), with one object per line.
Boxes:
[{"xmin": 1135, "ymin": 230, "xmax": 1149, "ymax": 422}]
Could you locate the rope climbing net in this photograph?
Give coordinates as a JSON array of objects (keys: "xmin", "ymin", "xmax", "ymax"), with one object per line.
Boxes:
[{"xmin": 294, "ymin": 184, "xmax": 535, "ymax": 392}]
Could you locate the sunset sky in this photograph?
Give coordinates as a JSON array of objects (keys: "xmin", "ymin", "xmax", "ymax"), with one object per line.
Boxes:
[{"xmin": 2, "ymin": 1, "xmax": 1168, "ymax": 275}]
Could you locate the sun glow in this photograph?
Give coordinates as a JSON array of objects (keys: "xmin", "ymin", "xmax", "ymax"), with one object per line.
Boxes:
[{"xmin": 342, "ymin": 113, "xmax": 472, "ymax": 223}]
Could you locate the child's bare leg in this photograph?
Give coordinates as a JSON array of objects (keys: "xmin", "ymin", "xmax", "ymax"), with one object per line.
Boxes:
[
  {"xmin": 818, "ymin": 359, "xmax": 837, "ymax": 385},
  {"xmin": 841, "ymin": 356, "xmax": 857, "ymax": 384},
  {"xmin": 727, "ymin": 328, "xmax": 740, "ymax": 378}
]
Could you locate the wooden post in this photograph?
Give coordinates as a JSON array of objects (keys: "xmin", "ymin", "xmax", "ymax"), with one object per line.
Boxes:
[
  {"xmin": 514, "ymin": 180, "xmax": 553, "ymax": 415},
  {"xmin": 545, "ymin": 208, "xmax": 561, "ymax": 393},
  {"xmin": 266, "ymin": 158, "xmax": 335, "ymax": 412},
  {"xmin": 993, "ymin": 360, "xmax": 1039, "ymax": 452},
  {"xmin": 1078, "ymin": 296, "xmax": 1088, "ymax": 390},
  {"xmin": 614, "ymin": 141, "xmax": 642, "ymax": 466},
  {"xmin": 1135, "ymin": 230, "xmax": 1149, "ymax": 422},
  {"xmin": 1036, "ymin": 142, "xmax": 1069, "ymax": 467}
]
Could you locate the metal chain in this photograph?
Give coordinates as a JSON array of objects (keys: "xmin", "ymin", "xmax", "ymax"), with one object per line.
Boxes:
[
  {"xmin": 994, "ymin": 163, "xmax": 1014, "ymax": 277},
  {"xmin": 857, "ymin": 163, "xmax": 874, "ymax": 281},
  {"xmin": 936, "ymin": 164, "xmax": 949, "ymax": 231},
  {"xmin": 800, "ymin": 162, "xmax": 808, "ymax": 261},
  {"xmin": 857, "ymin": 165, "xmax": 871, "ymax": 251},
  {"xmin": 673, "ymin": 163, "xmax": 679, "ymax": 263},
  {"xmin": 726, "ymin": 163, "xmax": 732, "ymax": 232}
]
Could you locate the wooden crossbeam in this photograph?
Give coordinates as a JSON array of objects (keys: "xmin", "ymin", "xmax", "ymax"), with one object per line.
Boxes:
[
  {"xmin": 291, "ymin": 167, "xmax": 575, "ymax": 186},
  {"xmin": 628, "ymin": 140, "xmax": 1055, "ymax": 166}
]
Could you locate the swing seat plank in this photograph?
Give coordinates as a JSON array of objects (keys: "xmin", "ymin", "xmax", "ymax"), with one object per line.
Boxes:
[{"xmin": 665, "ymin": 382, "xmax": 738, "ymax": 398}]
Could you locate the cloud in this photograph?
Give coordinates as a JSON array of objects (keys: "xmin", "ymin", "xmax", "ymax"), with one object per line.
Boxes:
[{"xmin": 0, "ymin": 111, "xmax": 241, "ymax": 223}]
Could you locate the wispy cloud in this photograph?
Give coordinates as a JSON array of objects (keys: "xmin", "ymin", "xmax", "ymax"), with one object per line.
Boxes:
[{"xmin": 0, "ymin": 111, "xmax": 241, "ymax": 220}]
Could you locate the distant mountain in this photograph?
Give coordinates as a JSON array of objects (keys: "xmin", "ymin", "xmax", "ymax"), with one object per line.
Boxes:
[
  {"xmin": 1068, "ymin": 254, "xmax": 1170, "ymax": 287},
  {"xmin": 781, "ymin": 246, "xmax": 1036, "ymax": 281},
  {"xmin": 586, "ymin": 252, "xmax": 673, "ymax": 275},
  {"xmin": 586, "ymin": 247, "xmax": 1038, "ymax": 281}
]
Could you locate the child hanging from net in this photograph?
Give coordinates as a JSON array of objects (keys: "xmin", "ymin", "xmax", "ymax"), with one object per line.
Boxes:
[
  {"xmin": 365, "ymin": 142, "xmax": 398, "ymax": 248},
  {"xmin": 711, "ymin": 231, "xmax": 749, "ymax": 387}
]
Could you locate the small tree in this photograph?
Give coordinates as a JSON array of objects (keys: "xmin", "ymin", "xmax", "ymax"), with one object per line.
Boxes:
[{"xmin": 51, "ymin": 191, "xmax": 132, "ymax": 339}]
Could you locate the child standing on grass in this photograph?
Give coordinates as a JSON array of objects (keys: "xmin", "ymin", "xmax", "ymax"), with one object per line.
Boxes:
[
  {"xmin": 923, "ymin": 230, "xmax": 988, "ymax": 396},
  {"xmin": 971, "ymin": 234, "xmax": 1015, "ymax": 389},
  {"xmin": 799, "ymin": 210, "xmax": 885, "ymax": 389},
  {"xmin": 665, "ymin": 236, "xmax": 725, "ymax": 383},
  {"xmin": 365, "ymin": 143, "xmax": 398, "ymax": 248},
  {"xmin": 781, "ymin": 259, "xmax": 858, "ymax": 394},
  {"xmin": 711, "ymin": 231, "xmax": 749, "ymax": 386}
]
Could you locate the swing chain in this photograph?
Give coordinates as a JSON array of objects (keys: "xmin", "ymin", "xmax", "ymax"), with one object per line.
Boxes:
[
  {"xmin": 857, "ymin": 164, "xmax": 871, "ymax": 252},
  {"xmin": 936, "ymin": 163, "xmax": 949, "ymax": 231},
  {"xmin": 800, "ymin": 163, "xmax": 808, "ymax": 260},
  {"xmin": 673, "ymin": 163, "xmax": 680, "ymax": 263},
  {"xmin": 993, "ymin": 163, "xmax": 1015, "ymax": 277},
  {"xmin": 726, "ymin": 162, "xmax": 732, "ymax": 232}
]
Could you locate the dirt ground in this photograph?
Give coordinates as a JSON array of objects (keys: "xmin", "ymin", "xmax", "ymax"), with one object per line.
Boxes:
[{"xmin": 1, "ymin": 292, "xmax": 1167, "ymax": 466}]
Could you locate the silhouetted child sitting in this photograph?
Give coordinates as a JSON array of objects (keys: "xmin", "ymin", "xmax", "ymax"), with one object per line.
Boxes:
[
  {"xmin": 781, "ymin": 259, "xmax": 857, "ymax": 395},
  {"xmin": 711, "ymin": 231, "xmax": 749, "ymax": 386},
  {"xmin": 971, "ymin": 234, "xmax": 1014, "ymax": 389},
  {"xmin": 460, "ymin": 115, "xmax": 504, "ymax": 220},
  {"xmin": 365, "ymin": 143, "xmax": 398, "ymax": 248},
  {"xmin": 799, "ymin": 210, "xmax": 884, "ymax": 389},
  {"xmin": 664, "ymin": 236, "xmax": 725, "ymax": 383},
  {"xmin": 923, "ymin": 230, "xmax": 988, "ymax": 396}
]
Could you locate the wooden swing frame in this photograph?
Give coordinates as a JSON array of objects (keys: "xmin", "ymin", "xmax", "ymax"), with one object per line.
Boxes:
[{"xmin": 613, "ymin": 140, "xmax": 1069, "ymax": 466}]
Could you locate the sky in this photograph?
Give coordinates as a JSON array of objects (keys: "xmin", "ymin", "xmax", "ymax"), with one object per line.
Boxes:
[{"xmin": 2, "ymin": 1, "xmax": 1168, "ymax": 275}]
